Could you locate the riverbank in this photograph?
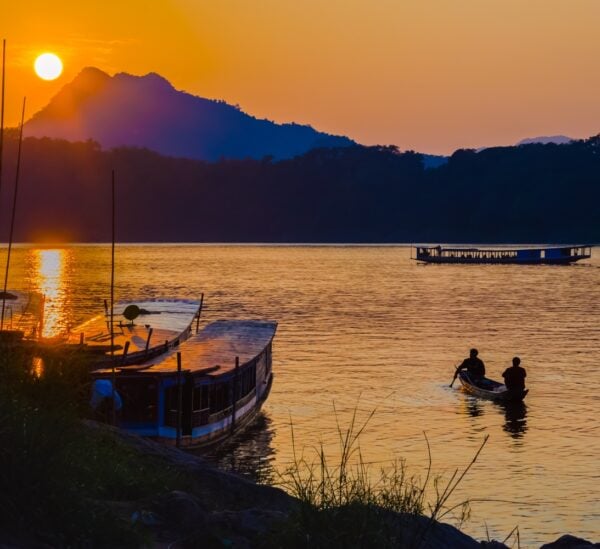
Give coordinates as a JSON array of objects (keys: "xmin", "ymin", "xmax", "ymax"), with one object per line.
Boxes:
[
  {"xmin": 0, "ymin": 348, "xmax": 597, "ymax": 547},
  {"xmin": 83, "ymin": 423, "xmax": 600, "ymax": 548}
]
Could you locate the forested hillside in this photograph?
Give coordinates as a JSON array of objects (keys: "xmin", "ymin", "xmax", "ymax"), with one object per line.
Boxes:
[{"xmin": 1, "ymin": 133, "xmax": 598, "ymax": 243}]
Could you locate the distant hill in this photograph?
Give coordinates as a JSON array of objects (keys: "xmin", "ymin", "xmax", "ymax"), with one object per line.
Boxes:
[
  {"xmin": 24, "ymin": 67, "xmax": 355, "ymax": 161},
  {"xmin": 422, "ymin": 154, "xmax": 448, "ymax": 169},
  {"xmin": 517, "ymin": 135, "xmax": 573, "ymax": 146}
]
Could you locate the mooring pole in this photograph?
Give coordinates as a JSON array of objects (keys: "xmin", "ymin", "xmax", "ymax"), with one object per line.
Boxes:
[
  {"xmin": 144, "ymin": 327, "xmax": 153, "ymax": 353},
  {"xmin": 176, "ymin": 351, "xmax": 182, "ymax": 448},
  {"xmin": 231, "ymin": 356, "xmax": 239, "ymax": 433},
  {"xmin": 110, "ymin": 170, "xmax": 116, "ymax": 425},
  {"xmin": 0, "ymin": 39, "xmax": 5, "ymax": 205},
  {"xmin": 196, "ymin": 293, "xmax": 204, "ymax": 334},
  {"xmin": 121, "ymin": 341, "xmax": 130, "ymax": 365},
  {"xmin": 1, "ymin": 96, "xmax": 25, "ymax": 330}
]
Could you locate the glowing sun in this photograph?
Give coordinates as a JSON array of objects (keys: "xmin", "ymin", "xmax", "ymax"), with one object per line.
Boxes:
[{"xmin": 34, "ymin": 53, "xmax": 63, "ymax": 81}]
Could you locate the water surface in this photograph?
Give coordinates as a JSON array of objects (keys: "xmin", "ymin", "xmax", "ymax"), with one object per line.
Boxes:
[{"xmin": 3, "ymin": 244, "xmax": 599, "ymax": 547}]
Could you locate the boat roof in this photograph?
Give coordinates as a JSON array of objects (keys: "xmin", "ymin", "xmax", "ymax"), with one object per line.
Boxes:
[
  {"xmin": 67, "ymin": 298, "xmax": 200, "ymax": 356},
  {"xmin": 98, "ymin": 320, "xmax": 277, "ymax": 377},
  {"xmin": 417, "ymin": 244, "xmax": 589, "ymax": 251}
]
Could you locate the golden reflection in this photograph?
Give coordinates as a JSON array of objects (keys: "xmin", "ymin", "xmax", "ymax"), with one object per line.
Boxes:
[
  {"xmin": 32, "ymin": 356, "xmax": 44, "ymax": 378},
  {"xmin": 28, "ymin": 249, "xmax": 73, "ymax": 338}
]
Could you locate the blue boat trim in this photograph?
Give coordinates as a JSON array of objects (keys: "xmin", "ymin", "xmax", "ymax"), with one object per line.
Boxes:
[{"xmin": 91, "ymin": 319, "xmax": 277, "ymax": 449}]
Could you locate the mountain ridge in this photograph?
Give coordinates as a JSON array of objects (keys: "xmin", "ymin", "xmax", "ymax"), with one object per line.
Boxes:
[{"xmin": 24, "ymin": 67, "xmax": 355, "ymax": 161}]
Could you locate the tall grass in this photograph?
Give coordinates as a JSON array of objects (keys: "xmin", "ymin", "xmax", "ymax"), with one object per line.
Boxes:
[
  {"xmin": 269, "ymin": 403, "xmax": 488, "ymax": 548},
  {"xmin": 0, "ymin": 347, "xmax": 184, "ymax": 546}
]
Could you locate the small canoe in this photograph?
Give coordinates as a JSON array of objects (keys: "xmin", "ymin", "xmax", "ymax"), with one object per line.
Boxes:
[{"xmin": 457, "ymin": 371, "xmax": 528, "ymax": 402}]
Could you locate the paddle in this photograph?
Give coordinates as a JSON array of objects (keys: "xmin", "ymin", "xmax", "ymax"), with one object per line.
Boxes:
[{"xmin": 449, "ymin": 365, "xmax": 460, "ymax": 388}]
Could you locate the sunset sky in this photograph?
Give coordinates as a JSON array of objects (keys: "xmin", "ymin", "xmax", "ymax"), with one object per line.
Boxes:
[{"xmin": 3, "ymin": 0, "xmax": 600, "ymax": 154}]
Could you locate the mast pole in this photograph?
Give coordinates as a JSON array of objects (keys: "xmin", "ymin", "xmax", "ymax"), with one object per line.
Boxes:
[
  {"xmin": 110, "ymin": 169, "xmax": 116, "ymax": 425},
  {"xmin": 1, "ymin": 97, "xmax": 25, "ymax": 330},
  {"xmin": 0, "ymin": 39, "xmax": 6, "ymax": 203}
]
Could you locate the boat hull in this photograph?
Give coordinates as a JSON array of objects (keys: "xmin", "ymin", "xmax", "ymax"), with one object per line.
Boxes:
[
  {"xmin": 458, "ymin": 371, "xmax": 528, "ymax": 402},
  {"xmin": 61, "ymin": 298, "xmax": 202, "ymax": 368},
  {"xmin": 91, "ymin": 319, "xmax": 277, "ymax": 450}
]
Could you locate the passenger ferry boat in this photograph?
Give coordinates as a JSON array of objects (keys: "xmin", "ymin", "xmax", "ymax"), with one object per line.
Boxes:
[
  {"xmin": 412, "ymin": 245, "xmax": 591, "ymax": 265},
  {"xmin": 91, "ymin": 319, "xmax": 277, "ymax": 449}
]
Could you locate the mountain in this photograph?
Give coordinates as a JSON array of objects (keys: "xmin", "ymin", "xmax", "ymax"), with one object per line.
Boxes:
[
  {"xmin": 517, "ymin": 135, "xmax": 573, "ymax": 146},
  {"xmin": 24, "ymin": 67, "xmax": 355, "ymax": 161}
]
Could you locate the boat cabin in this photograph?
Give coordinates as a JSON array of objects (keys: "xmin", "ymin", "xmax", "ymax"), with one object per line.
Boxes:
[
  {"xmin": 91, "ymin": 319, "xmax": 277, "ymax": 448},
  {"xmin": 413, "ymin": 245, "xmax": 591, "ymax": 264}
]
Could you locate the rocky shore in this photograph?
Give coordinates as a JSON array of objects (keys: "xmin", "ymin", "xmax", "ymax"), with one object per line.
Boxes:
[{"xmin": 80, "ymin": 422, "xmax": 597, "ymax": 549}]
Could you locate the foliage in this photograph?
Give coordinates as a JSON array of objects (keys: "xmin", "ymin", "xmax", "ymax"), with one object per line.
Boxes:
[
  {"xmin": 2, "ymin": 134, "xmax": 598, "ymax": 242},
  {"xmin": 265, "ymin": 404, "xmax": 487, "ymax": 548},
  {"xmin": 0, "ymin": 348, "xmax": 184, "ymax": 546}
]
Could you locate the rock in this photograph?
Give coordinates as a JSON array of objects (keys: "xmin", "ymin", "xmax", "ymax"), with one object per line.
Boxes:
[
  {"xmin": 152, "ymin": 490, "xmax": 208, "ymax": 529},
  {"xmin": 540, "ymin": 534, "xmax": 600, "ymax": 548},
  {"xmin": 481, "ymin": 542, "xmax": 510, "ymax": 548}
]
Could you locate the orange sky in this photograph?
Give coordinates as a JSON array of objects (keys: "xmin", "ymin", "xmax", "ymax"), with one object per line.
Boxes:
[{"xmin": 3, "ymin": 0, "xmax": 600, "ymax": 154}]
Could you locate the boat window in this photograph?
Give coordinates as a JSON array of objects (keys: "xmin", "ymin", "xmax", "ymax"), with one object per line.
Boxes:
[
  {"xmin": 117, "ymin": 377, "xmax": 158, "ymax": 423},
  {"xmin": 209, "ymin": 381, "xmax": 231, "ymax": 413}
]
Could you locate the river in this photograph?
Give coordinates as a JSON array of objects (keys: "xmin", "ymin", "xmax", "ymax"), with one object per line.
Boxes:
[{"xmin": 4, "ymin": 244, "xmax": 599, "ymax": 546}]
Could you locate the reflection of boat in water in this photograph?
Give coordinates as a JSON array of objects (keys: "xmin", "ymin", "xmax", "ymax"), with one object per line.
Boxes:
[
  {"xmin": 91, "ymin": 320, "xmax": 277, "ymax": 449},
  {"xmin": 413, "ymin": 244, "xmax": 591, "ymax": 265},
  {"xmin": 458, "ymin": 371, "xmax": 528, "ymax": 402},
  {"xmin": 201, "ymin": 412, "xmax": 276, "ymax": 482},
  {"xmin": 59, "ymin": 298, "xmax": 202, "ymax": 367},
  {"xmin": 500, "ymin": 401, "xmax": 528, "ymax": 438}
]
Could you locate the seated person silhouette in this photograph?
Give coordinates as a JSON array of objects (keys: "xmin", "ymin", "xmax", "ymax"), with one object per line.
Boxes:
[
  {"xmin": 502, "ymin": 357, "xmax": 527, "ymax": 391},
  {"xmin": 455, "ymin": 348, "xmax": 486, "ymax": 386}
]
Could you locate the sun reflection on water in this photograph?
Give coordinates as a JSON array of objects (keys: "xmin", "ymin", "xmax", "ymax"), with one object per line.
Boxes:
[{"xmin": 28, "ymin": 248, "xmax": 73, "ymax": 337}]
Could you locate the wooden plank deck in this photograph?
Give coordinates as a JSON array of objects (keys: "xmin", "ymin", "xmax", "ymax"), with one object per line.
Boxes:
[
  {"xmin": 102, "ymin": 320, "xmax": 277, "ymax": 376},
  {"xmin": 67, "ymin": 298, "xmax": 201, "ymax": 360}
]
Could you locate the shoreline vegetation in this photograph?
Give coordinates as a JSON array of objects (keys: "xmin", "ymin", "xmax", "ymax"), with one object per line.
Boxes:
[
  {"xmin": 0, "ymin": 347, "xmax": 595, "ymax": 548},
  {"xmin": 1, "ymin": 132, "xmax": 599, "ymax": 244}
]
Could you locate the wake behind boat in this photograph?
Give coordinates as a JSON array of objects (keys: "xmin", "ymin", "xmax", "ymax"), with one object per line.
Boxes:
[{"xmin": 457, "ymin": 371, "xmax": 528, "ymax": 402}]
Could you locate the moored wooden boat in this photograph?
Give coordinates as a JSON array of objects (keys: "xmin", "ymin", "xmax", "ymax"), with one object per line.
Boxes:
[
  {"xmin": 91, "ymin": 319, "xmax": 277, "ymax": 449},
  {"xmin": 55, "ymin": 298, "xmax": 202, "ymax": 367},
  {"xmin": 458, "ymin": 371, "xmax": 528, "ymax": 402},
  {"xmin": 413, "ymin": 245, "xmax": 591, "ymax": 265},
  {"xmin": 0, "ymin": 290, "xmax": 45, "ymax": 343}
]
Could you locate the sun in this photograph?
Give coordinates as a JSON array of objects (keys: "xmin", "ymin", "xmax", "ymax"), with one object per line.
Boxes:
[{"xmin": 34, "ymin": 53, "xmax": 63, "ymax": 81}]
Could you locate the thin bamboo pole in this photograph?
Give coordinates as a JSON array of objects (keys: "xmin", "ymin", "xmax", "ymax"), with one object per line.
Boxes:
[
  {"xmin": 176, "ymin": 351, "xmax": 182, "ymax": 448},
  {"xmin": 1, "ymin": 97, "xmax": 25, "ymax": 330},
  {"xmin": 0, "ymin": 39, "xmax": 6, "ymax": 203},
  {"xmin": 110, "ymin": 170, "xmax": 116, "ymax": 425}
]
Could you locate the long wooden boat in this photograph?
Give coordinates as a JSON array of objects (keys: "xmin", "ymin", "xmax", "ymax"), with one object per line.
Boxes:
[
  {"xmin": 58, "ymin": 298, "xmax": 202, "ymax": 367},
  {"xmin": 413, "ymin": 245, "xmax": 591, "ymax": 265},
  {"xmin": 0, "ymin": 290, "xmax": 45, "ymax": 343},
  {"xmin": 91, "ymin": 319, "xmax": 277, "ymax": 449},
  {"xmin": 457, "ymin": 371, "xmax": 528, "ymax": 402}
]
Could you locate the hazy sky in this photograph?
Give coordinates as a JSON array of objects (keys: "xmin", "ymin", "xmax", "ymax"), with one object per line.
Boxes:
[{"xmin": 3, "ymin": 1, "xmax": 600, "ymax": 154}]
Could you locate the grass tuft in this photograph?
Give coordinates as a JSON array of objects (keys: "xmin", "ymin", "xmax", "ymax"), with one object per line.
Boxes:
[{"xmin": 267, "ymin": 402, "xmax": 488, "ymax": 548}]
